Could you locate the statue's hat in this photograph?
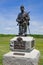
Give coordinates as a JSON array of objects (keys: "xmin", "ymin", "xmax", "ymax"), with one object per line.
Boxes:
[{"xmin": 20, "ymin": 5, "xmax": 24, "ymax": 9}]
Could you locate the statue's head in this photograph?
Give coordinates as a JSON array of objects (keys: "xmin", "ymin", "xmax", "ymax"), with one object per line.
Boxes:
[{"xmin": 20, "ymin": 5, "xmax": 24, "ymax": 13}]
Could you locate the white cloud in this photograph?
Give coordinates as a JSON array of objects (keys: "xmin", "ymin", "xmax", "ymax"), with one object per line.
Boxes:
[
  {"xmin": 40, "ymin": 26, "xmax": 43, "ymax": 29},
  {"xmin": 30, "ymin": 21, "xmax": 40, "ymax": 26},
  {"xmin": 4, "ymin": 26, "xmax": 18, "ymax": 34},
  {"xmin": 5, "ymin": 27, "xmax": 12, "ymax": 30},
  {"xmin": 29, "ymin": 21, "xmax": 43, "ymax": 34}
]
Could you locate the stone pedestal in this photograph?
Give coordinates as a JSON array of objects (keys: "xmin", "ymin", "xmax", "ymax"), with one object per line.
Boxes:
[
  {"xmin": 3, "ymin": 49, "xmax": 40, "ymax": 65},
  {"xmin": 10, "ymin": 36, "xmax": 35, "ymax": 51},
  {"xmin": 3, "ymin": 36, "xmax": 40, "ymax": 65}
]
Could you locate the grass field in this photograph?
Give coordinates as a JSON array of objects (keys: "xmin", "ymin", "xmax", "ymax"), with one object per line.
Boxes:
[{"xmin": 0, "ymin": 36, "xmax": 43, "ymax": 65}]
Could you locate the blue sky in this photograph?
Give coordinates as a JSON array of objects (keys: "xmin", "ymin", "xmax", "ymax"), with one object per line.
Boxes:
[{"xmin": 0, "ymin": 0, "xmax": 43, "ymax": 34}]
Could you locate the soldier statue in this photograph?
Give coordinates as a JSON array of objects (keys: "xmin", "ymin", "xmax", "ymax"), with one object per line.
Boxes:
[{"xmin": 16, "ymin": 5, "xmax": 30, "ymax": 36}]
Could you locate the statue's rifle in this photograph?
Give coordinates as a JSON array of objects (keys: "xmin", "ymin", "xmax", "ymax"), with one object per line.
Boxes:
[{"xmin": 27, "ymin": 11, "xmax": 31, "ymax": 35}]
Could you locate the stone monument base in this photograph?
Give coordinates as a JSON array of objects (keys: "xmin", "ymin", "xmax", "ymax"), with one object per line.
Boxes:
[
  {"xmin": 10, "ymin": 36, "xmax": 35, "ymax": 51},
  {"xmin": 3, "ymin": 49, "xmax": 40, "ymax": 65}
]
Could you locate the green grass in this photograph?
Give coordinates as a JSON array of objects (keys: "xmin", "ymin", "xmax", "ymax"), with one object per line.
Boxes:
[
  {"xmin": 0, "ymin": 36, "xmax": 43, "ymax": 65},
  {"xmin": 35, "ymin": 38, "xmax": 43, "ymax": 65}
]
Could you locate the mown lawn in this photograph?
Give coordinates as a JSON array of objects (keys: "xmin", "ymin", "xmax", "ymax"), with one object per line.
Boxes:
[{"xmin": 0, "ymin": 36, "xmax": 43, "ymax": 65}]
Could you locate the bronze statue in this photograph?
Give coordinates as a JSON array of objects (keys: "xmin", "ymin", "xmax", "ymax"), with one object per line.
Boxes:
[{"xmin": 16, "ymin": 5, "xmax": 30, "ymax": 36}]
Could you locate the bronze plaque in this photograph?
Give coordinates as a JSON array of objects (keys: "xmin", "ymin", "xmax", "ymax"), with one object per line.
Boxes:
[{"xmin": 14, "ymin": 41, "xmax": 26, "ymax": 50}]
